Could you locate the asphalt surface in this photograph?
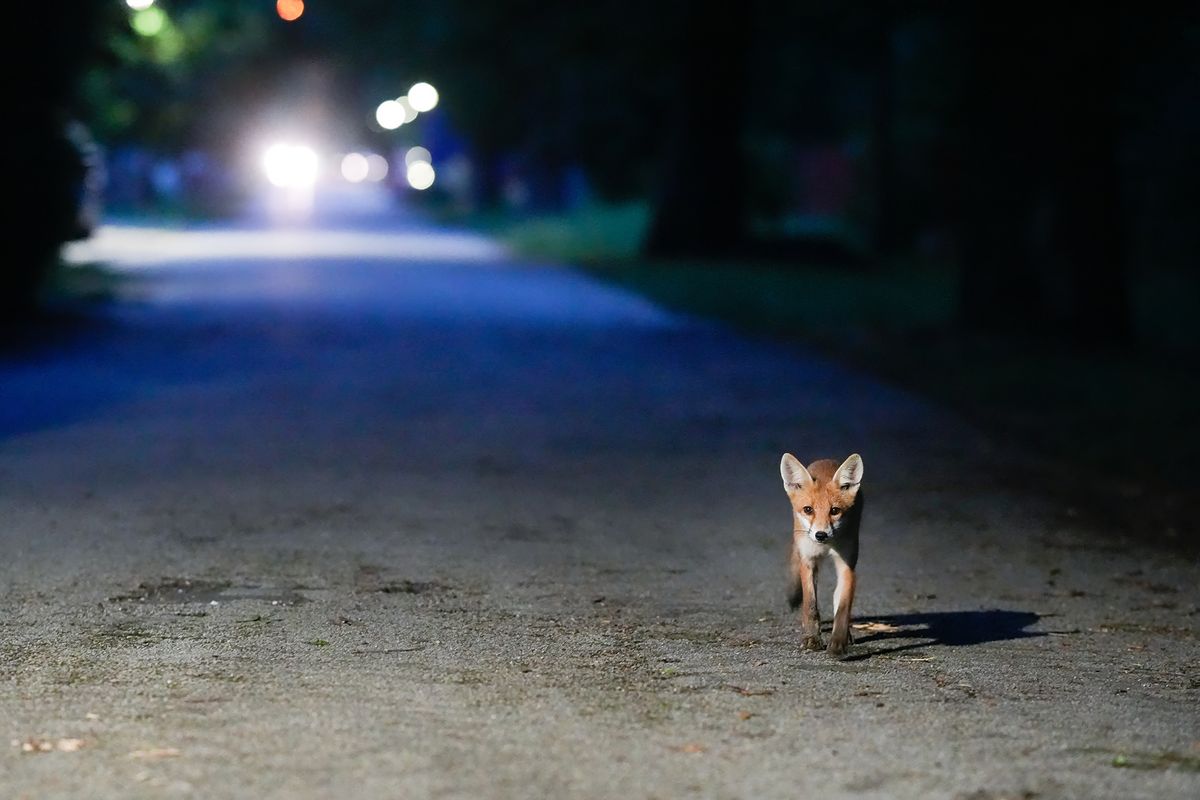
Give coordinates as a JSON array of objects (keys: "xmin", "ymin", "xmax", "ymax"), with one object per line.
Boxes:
[{"xmin": 2, "ymin": 204, "xmax": 1197, "ymax": 799}]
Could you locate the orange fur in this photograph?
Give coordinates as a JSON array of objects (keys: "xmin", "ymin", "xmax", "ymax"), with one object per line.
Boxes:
[{"xmin": 781, "ymin": 453, "xmax": 864, "ymax": 657}]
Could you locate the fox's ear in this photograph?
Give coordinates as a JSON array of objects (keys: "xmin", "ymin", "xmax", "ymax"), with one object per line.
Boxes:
[
  {"xmin": 834, "ymin": 453, "xmax": 863, "ymax": 494},
  {"xmin": 780, "ymin": 453, "xmax": 814, "ymax": 491}
]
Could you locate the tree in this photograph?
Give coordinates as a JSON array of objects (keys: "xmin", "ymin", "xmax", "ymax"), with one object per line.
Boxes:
[
  {"xmin": 643, "ymin": 5, "xmax": 750, "ymax": 257},
  {"xmin": 955, "ymin": 4, "xmax": 1132, "ymax": 342},
  {"xmin": 4, "ymin": 1, "xmax": 109, "ymax": 321}
]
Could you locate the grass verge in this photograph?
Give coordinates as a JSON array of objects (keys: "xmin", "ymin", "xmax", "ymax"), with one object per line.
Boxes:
[{"xmin": 473, "ymin": 203, "xmax": 1200, "ymax": 550}]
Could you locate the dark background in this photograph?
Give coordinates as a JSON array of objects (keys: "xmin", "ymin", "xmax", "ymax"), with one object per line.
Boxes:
[{"xmin": 7, "ymin": 1, "xmax": 1200, "ymax": 544}]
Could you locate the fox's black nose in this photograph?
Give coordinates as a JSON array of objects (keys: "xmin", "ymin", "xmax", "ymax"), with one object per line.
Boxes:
[{"xmin": 814, "ymin": 531, "xmax": 830, "ymax": 542}]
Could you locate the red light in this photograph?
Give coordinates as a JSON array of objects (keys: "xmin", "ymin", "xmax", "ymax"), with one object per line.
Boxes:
[{"xmin": 277, "ymin": 0, "xmax": 304, "ymax": 22}]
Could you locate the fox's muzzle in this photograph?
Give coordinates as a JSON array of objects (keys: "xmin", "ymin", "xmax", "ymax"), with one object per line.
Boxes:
[{"xmin": 813, "ymin": 530, "xmax": 831, "ymax": 543}]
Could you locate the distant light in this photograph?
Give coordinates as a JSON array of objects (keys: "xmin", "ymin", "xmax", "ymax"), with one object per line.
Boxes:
[
  {"xmin": 396, "ymin": 96, "xmax": 418, "ymax": 124},
  {"xmin": 405, "ymin": 146, "xmax": 432, "ymax": 166},
  {"xmin": 155, "ymin": 25, "xmax": 185, "ymax": 62},
  {"xmin": 341, "ymin": 152, "xmax": 369, "ymax": 183},
  {"xmin": 276, "ymin": 0, "xmax": 305, "ymax": 22},
  {"xmin": 375, "ymin": 100, "xmax": 405, "ymax": 130},
  {"xmin": 406, "ymin": 161, "xmax": 435, "ymax": 190},
  {"xmin": 408, "ymin": 82, "xmax": 439, "ymax": 113},
  {"xmin": 263, "ymin": 143, "xmax": 319, "ymax": 188},
  {"xmin": 366, "ymin": 154, "xmax": 389, "ymax": 182},
  {"xmin": 131, "ymin": 7, "xmax": 167, "ymax": 36},
  {"xmin": 125, "ymin": 0, "xmax": 155, "ymax": 9}
]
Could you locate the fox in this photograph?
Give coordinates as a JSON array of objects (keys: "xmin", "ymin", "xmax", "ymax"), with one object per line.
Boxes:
[{"xmin": 780, "ymin": 453, "xmax": 864, "ymax": 657}]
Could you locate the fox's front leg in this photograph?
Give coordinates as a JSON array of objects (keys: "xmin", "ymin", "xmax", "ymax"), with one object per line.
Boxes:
[
  {"xmin": 828, "ymin": 558, "xmax": 856, "ymax": 657},
  {"xmin": 791, "ymin": 549, "xmax": 823, "ymax": 650}
]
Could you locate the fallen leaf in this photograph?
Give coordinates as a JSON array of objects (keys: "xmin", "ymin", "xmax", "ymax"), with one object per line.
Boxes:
[
  {"xmin": 737, "ymin": 711, "xmax": 754, "ymax": 721},
  {"xmin": 853, "ymin": 621, "xmax": 902, "ymax": 634},
  {"xmin": 16, "ymin": 737, "xmax": 86, "ymax": 753},
  {"xmin": 129, "ymin": 748, "xmax": 182, "ymax": 760},
  {"xmin": 670, "ymin": 742, "xmax": 707, "ymax": 754}
]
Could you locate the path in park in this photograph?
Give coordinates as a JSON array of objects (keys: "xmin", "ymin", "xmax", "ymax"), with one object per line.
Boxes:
[{"xmin": 2, "ymin": 200, "xmax": 1197, "ymax": 798}]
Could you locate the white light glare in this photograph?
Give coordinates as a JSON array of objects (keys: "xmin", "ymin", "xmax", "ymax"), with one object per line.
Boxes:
[
  {"xmin": 126, "ymin": 0, "xmax": 156, "ymax": 9},
  {"xmin": 341, "ymin": 152, "xmax": 369, "ymax": 183},
  {"xmin": 405, "ymin": 146, "xmax": 432, "ymax": 166},
  {"xmin": 407, "ymin": 161, "xmax": 435, "ymax": 190},
  {"xmin": 365, "ymin": 154, "xmax": 389, "ymax": 182},
  {"xmin": 396, "ymin": 96, "xmax": 418, "ymax": 124},
  {"xmin": 375, "ymin": 100, "xmax": 405, "ymax": 130},
  {"xmin": 408, "ymin": 82, "xmax": 439, "ymax": 112},
  {"xmin": 263, "ymin": 143, "xmax": 319, "ymax": 188}
]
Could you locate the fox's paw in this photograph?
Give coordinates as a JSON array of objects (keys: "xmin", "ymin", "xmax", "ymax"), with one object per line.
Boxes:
[
  {"xmin": 826, "ymin": 637, "xmax": 850, "ymax": 658},
  {"xmin": 801, "ymin": 634, "xmax": 824, "ymax": 651}
]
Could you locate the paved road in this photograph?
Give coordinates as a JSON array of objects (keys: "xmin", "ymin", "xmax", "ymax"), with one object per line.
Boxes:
[{"xmin": 2, "ymin": 209, "xmax": 1197, "ymax": 799}]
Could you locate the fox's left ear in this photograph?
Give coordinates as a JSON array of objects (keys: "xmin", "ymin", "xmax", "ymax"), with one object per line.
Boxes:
[
  {"xmin": 780, "ymin": 453, "xmax": 813, "ymax": 492},
  {"xmin": 834, "ymin": 453, "xmax": 863, "ymax": 495}
]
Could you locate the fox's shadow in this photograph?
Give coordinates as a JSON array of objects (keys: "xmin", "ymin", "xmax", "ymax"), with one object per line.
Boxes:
[{"xmin": 840, "ymin": 610, "xmax": 1044, "ymax": 662}]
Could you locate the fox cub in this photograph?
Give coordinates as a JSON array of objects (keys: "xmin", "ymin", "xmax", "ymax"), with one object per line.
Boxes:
[{"xmin": 780, "ymin": 453, "xmax": 864, "ymax": 657}]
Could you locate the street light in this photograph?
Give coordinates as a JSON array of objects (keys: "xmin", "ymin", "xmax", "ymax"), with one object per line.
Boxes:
[
  {"xmin": 375, "ymin": 100, "xmax": 405, "ymax": 130},
  {"xmin": 408, "ymin": 82, "xmax": 439, "ymax": 113},
  {"xmin": 263, "ymin": 143, "xmax": 318, "ymax": 188},
  {"xmin": 406, "ymin": 161, "xmax": 435, "ymax": 190},
  {"xmin": 276, "ymin": 0, "xmax": 305, "ymax": 22}
]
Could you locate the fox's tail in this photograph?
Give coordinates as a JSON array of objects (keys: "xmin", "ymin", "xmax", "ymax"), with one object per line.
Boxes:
[
  {"xmin": 787, "ymin": 546, "xmax": 803, "ymax": 610},
  {"xmin": 787, "ymin": 580, "xmax": 803, "ymax": 610}
]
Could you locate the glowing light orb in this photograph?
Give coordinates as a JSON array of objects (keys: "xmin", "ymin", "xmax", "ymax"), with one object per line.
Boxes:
[
  {"xmin": 405, "ymin": 146, "xmax": 432, "ymax": 166},
  {"xmin": 263, "ymin": 143, "xmax": 319, "ymax": 188},
  {"xmin": 341, "ymin": 153, "xmax": 369, "ymax": 183},
  {"xmin": 407, "ymin": 82, "xmax": 439, "ymax": 112},
  {"xmin": 131, "ymin": 7, "xmax": 167, "ymax": 36},
  {"xmin": 375, "ymin": 100, "xmax": 405, "ymax": 130},
  {"xmin": 126, "ymin": 0, "xmax": 156, "ymax": 10},
  {"xmin": 406, "ymin": 161, "xmax": 435, "ymax": 190},
  {"xmin": 276, "ymin": 0, "xmax": 305, "ymax": 22},
  {"xmin": 365, "ymin": 154, "xmax": 389, "ymax": 182},
  {"xmin": 396, "ymin": 96, "xmax": 418, "ymax": 124}
]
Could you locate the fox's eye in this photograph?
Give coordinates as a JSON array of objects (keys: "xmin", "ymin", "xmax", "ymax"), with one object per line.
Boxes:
[
  {"xmin": 802, "ymin": 506, "xmax": 813, "ymax": 515},
  {"xmin": 831, "ymin": 507, "xmax": 842, "ymax": 516}
]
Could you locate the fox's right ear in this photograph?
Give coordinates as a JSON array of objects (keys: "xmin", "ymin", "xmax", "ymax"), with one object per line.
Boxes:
[
  {"xmin": 780, "ymin": 453, "xmax": 813, "ymax": 492},
  {"xmin": 834, "ymin": 453, "xmax": 864, "ymax": 495}
]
